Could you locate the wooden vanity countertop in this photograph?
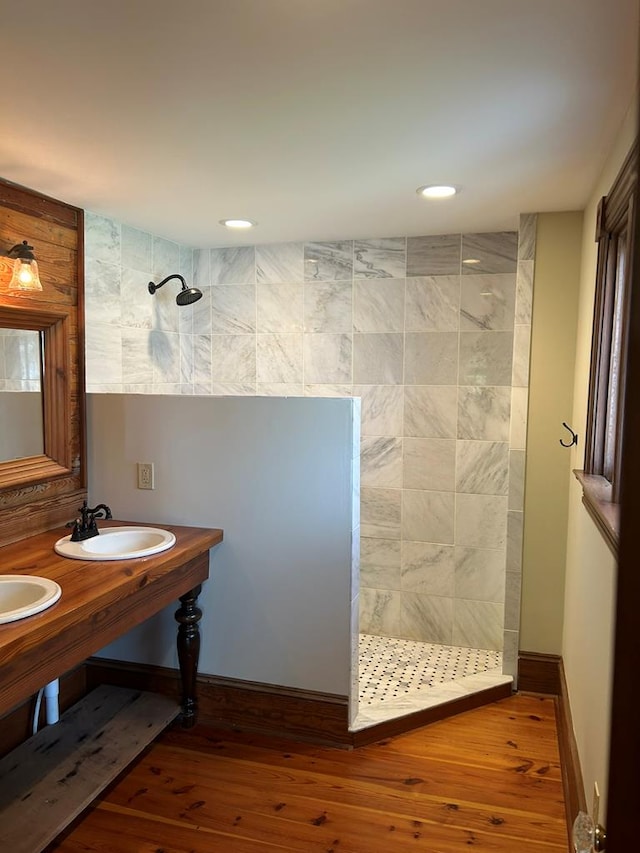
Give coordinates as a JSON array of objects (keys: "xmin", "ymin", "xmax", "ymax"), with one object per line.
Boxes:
[{"xmin": 0, "ymin": 521, "xmax": 223, "ymax": 718}]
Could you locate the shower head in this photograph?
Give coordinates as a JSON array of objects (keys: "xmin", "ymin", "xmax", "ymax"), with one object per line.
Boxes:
[
  {"xmin": 176, "ymin": 285, "xmax": 203, "ymax": 306},
  {"xmin": 148, "ymin": 274, "xmax": 203, "ymax": 306}
]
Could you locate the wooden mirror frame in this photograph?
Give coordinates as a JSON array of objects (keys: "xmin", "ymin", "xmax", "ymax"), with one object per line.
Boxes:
[
  {"xmin": 0, "ymin": 178, "xmax": 86, "ymax": 547},
  {"xmin": 0, "ymin": 304, "xmax": 70, "ymax": 489}
]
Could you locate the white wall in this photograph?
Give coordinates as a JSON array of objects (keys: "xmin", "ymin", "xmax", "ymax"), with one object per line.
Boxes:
[
  {"xmin": 87, "ymin": 394, "xmax": 358, "ymax": 698},
  {"xmin": 563, "ymin": 97, "xmax": 637, "ymax": 819}
]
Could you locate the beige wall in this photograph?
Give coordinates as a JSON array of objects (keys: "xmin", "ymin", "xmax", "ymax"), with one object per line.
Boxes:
[
  {"xmin": 520, "ymin": 212, "xmax": 583, "ymax": 654},
  {"xmin": 561, "ymin": 98, "xmax": 637, "ymax": 821}
]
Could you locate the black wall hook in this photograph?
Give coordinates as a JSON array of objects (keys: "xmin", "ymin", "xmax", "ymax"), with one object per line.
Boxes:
[{"xmin": 560, "ymin": 422, "xmax": 578, "ymax": 447}]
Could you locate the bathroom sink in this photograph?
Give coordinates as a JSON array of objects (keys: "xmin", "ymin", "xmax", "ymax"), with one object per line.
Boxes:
[
  {"xmin": 0, "ymin": 575, "xmax": 62, "ymax": 624},
  {"xmin": 54, "ymin": 526, "xmax": 176, "ymax": 561}
]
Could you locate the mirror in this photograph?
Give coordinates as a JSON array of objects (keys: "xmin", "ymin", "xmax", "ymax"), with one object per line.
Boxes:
[
  {"xmin": 0, "ymin": 328, "xmax": 43, "ymax": 461},
  {"xmin": 0, "ymin": 304, "xmax": 73, "ymax": 490}
]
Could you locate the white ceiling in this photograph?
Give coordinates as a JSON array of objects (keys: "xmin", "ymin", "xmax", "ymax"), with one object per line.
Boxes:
[{"xmin": 1, "ymin": 0, "xmax": 637, "ymax": 247}]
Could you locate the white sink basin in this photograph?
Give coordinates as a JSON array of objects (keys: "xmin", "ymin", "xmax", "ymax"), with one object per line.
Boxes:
[
  {"xmin": 54, "ymin": 526, "xmax": 176, "ymax": 561},
  {"xmin": 0, "ymin": 575, "xmax": 62, "ymax": 624}
]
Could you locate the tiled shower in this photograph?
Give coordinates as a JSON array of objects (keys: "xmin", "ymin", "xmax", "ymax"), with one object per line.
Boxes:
[{"xmin": 84, "ymin": 212, "xmax": 534, "ymax": 721}]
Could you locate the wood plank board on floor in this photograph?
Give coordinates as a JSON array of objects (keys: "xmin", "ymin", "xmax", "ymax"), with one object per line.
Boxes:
[
  {"xmin": 49, "ymin": 694, "xmax": 568, "ymax": 852},
  {"xmin": 0, "ymin": 685, "xmax": 179, "ymax": 853}
]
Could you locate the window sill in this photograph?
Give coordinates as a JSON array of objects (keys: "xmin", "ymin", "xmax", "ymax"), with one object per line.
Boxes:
[{"xmin": 574, "ymin": 470, "xmax": 619, "ymax": 556}]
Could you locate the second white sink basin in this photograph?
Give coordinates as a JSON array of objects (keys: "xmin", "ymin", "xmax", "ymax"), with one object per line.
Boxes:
[
  {"xmin": 0, "ymin": 575, "xmax": 62, "ymax": 624},
  {"xmin": 54, "ymin": 526, "xmax": 176, "ymax": 561}
]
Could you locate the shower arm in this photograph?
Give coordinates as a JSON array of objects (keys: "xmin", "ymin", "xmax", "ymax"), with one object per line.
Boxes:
[{"xmin": 148, "ymin": 274, "xmax": 187, "ymax": 295}]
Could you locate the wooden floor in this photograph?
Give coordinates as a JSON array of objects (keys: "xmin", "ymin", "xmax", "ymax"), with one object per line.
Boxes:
[{"xmin": 48, "ymin": 693, "xmax": 567, "ymax": 852}]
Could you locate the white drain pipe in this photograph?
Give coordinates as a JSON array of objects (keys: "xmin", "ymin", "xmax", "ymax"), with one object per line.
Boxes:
[
  {"xmin": 32, "ymin": 678, "xmax": 60, "ymax": 734},
  {"xmin": 44, "ymin": 678, "xmax": 60, "ymax": 725}
]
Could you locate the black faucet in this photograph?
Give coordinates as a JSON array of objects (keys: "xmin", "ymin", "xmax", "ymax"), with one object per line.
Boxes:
[{"xmin": 67, "ymin": 501, "xmax": 113, "ymax": 542}]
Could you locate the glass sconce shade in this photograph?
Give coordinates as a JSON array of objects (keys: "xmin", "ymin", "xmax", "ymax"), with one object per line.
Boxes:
[{"xmin": 8, "ymin": 256, "xmax": 42, "ymax": 293}]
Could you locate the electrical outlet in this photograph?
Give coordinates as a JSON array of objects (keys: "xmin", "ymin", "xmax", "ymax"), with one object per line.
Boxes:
[{"xmin": 137, "ymin": 462, "xmax": 155, "ymax": 490}]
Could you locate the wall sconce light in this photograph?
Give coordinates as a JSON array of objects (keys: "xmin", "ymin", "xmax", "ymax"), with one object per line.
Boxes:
[
  {"xmin": 5, "ymin": 240, "xmax": 43, "ymax": 293},
  {"xmin": 148, "ymin": 273, "xmax": 202, "ymax": 306}
]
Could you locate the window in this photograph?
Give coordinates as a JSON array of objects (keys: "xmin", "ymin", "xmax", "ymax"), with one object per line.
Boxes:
[{"xmin": 579, "ymin": 141, "xmax": 638, "ymax": 552}]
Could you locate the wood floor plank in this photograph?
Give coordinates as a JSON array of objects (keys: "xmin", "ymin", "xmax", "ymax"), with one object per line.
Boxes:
[
  {"xmin": 48, "ymin": 693, "xmax": 568, "ymax": 852},
  {"xmin": 99, "ymin": 746, "xmax": 566, "ymax": 851}
]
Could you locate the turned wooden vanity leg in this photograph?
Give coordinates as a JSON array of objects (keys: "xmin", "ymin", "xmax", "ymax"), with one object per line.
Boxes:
[{"xmin": 175, "ymin": 584, "xmax": 202, "ymax": 727}]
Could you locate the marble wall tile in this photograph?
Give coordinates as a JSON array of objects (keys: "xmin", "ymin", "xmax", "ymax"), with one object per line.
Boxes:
[
  {"xmin": 257, "ymin": 284, "xmax": 303, "ymax": 333},
  {"xmin": 353, "ymin": 279, "xmax": 405, "ymax": 332},
  {"xmin": 193, "ymin": 247, "xmax": 211, "ymax": 288},
  {"xmin": 405, "ymin": 275, "xmax": 460, "ymax": 332},
  {"xmin": 407, "ymin": 234, "xmax": 461, "ymax": 276},
  {"xmin": 210, "ymin": 246, "xmax": 255, "ymax": 284},
  {"xmin": 152, "ymin": 236, "xmax": 181, "ymax": 282},
  {"xmin": 256, "ymin": 242, "xmax": 303, "ymax": 283},
  {"xmin": 360, "ymin": 538, "xmax": 401, "ymax": 589},
  {"xmin": 151, "ymin": 330, "xmax": 181, "ymax": 384},
  {"xmin": 455, "ymin": 440, "xmax": 509, "ymax": 495},
  {"xmin": 454, "ymin": 547, "xmax": 506, "ymax": 602},
  {"xmin": 179, "ymin": 246, "xmax": 194, "ymax": 282},
  {"xmin": 304, "ymin": 241, "xmax": 353, "ymax": 281},
  {"xmin": 85, "ymin": 322, "xmax": 123, "ymax": 386},
  {"xmin": 508, "ymin": 450, "xmax": 525, "ymax": 512},
  {"xmin": 304, "ymin": 281, "xmax": 352, "ymax": 333},
  {"xmin": 193, "ymin": 335, "xmax": 212, "ymax": 385},
  {"xmin": 211, "ymin": 334, "xmax": 256, "ymax": 383},
  {"xmin": 401, "ymin": 542, "xmax": 454, "ymax": 596},
  {"xmin": 210, "ymin": 382, "xmax": 256, "ymax": 396},
  {"xmin": 461, "ymin": 232, "xmax": 518, "ymax": 274},
  {"xmin": 150, "ymin": 279, "xmax": 180, "ymax": 333},
  {"xmin": 404, "ymin": 385, "xmax": 457, "ymax": 438},
  {"xmin": 303, "ymin": 333, "xmax": 352, "ymax": 383},
  {"xmin": 400, "ymin": 593, "xmax": 453, "ymax": 644},
  {"xmin": 85, "ymin": 259, "xmax": 121, "ymax": 326},
  {"xmin": 460, "ymin": 274, "xmax": 516, "ymax": 331},
  {"xmin": 402, "ymin": 489, "xmax": 454, "ymax": 544},
  {"xmin": 515, "ymin": 260, "xmax": 534, "ymax": 324},
  {"xmin": 85, "ymin": 212, "xmax": 120, "ymax": 264},
  {"xmin": 361, "ymin": 436, "xmax": 403, "ymax": 488},
  {"xmin": 210, "ymin": 285, "xmax": 256, "ymax": 334},
  {"xmin": 121, "ymin": 267, "xmax": 153, "ymax": 329},
  {"xmin": 121, "ymin": 225, "xmax": 152, "ymax": 272},
  {"xmin": 304, "ymin": 383, "xmax": 353, "ymax": 397},
  {"xmin": 355, "ymin": 384, "xmax": 404, "ymax": 436},
  {"xmin": 257, "ymin": 382, "xmax": 304, "ymax": 396},
  {"xmin": 180, "ymin": 334, "xmax": 194, "ymax": 384},
  {"xmin": 510, "ymin": 386, "xmax": 529, "ymax": 449},
  {"xmin": 504, "ymin": 571, "xmax": 522, "ymax": 631},
  {"xmin": 256, "ymin": 334, "xmax": 303, "ymax": 383},
  {"xmin": 353, "ymin": 333, "xmax": 403, "ymax": 385},
  {"xmin": 455, "ymin": 494, "xmax": 508, "ymax": 549},
  {"xmin": 360, "ymin": 588, "xmax": 401, "ymax": 635},
  {"xmin": 457, "ymin": 386, "xmax": 510, "ymax": 440},
  {"xmin": 518, "ymin": 213, "xmax": 537, "ymax": 261},
  {"xmin": 354, "ymin": 237, "xmax": 406, "ymax": 279},
  {"xmin": 506, "ymin": 510, "xmax": 523, "ymax": 573},
  {"xmin": 192, "ymin": 286, "xmax": 212, "ymax": 336},
  {"xmin": 458, "ymin": 331, "xmax": 513, "ymax": 386},
  {"xmin": 405, "ymin": 332, "xmax": 458, "ymax": 385},
  {"xmin": 512, "ymin": 324, "xmax": 531, "ymax": 387},
  {"xmin": 502, "ymin": 629, "xmax": 519, "ymax": 680},
  {"xmin": 403, "ymin": 437, "xmax": 456, "ymax": 491},
  {"xmin": 361, "ymin": 487, "xmax": 401, "ymax": 539},
  {"xmin": 453, "ymin": 600, "xmax": 504, "ymax": 650}
]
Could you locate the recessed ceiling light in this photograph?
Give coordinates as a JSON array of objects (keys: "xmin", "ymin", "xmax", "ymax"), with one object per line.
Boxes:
[
  {"xmin": 219, "ymin": 218, "xmax": 257, "ymax": 229},
  {"xmin": 462, "ymin": 258, "xmax": 481, "ymax": 265},
  {"xmin": 416, "ymin": 184, "xmax": 458, "ymax": 199}
]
